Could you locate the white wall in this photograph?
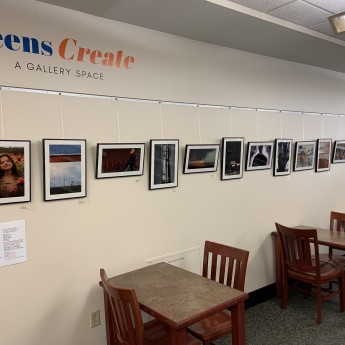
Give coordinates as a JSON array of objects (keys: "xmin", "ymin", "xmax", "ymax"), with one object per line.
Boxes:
[{"xmin": 1, "ymin": 1, "xmax": 345, "ymax": 345}]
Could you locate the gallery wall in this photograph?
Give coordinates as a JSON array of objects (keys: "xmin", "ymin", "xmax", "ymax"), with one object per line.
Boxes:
[{"xmin": 1, "ymin": 1, "xmax": 345, "ymax": 345}]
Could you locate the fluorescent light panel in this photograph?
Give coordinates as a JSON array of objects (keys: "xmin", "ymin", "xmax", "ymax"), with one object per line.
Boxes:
[{"xmin": 328, "ymin": 11, "xmax": 345, "ymax": 36}]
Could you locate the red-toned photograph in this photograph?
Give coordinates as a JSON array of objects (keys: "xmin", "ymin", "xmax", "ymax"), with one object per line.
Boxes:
[
  {"xmin": 96, "ymin": 143, "xmax": 145, "ymax": 178},
  {"xmin": 183, "ymin": 144, "xmax": 220, "ymax": 174}
]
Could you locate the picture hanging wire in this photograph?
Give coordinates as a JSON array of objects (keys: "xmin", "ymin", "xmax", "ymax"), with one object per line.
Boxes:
[
  {"xmin": 0, "ymin": 88, "xmax": 4, "ymax": 139},
  {"xmin": 338, "ymin": 115, "xmax": 342, "ymax": 140},
  {"xmin": 114, "ymin": 97, "xmax": 121, "ymax": 142},
  {"xmin": 197, "ymin": 105, "xmax": 202, "ymax": 144},
  {"xmin": 256, "ymin": 110, "xmax": 260, "ymax": 141},
  {"xmin": 59, "ymin": 93, "xmax": 65, "ymax": 139},
  {"xmin": 320, "ymin": 114, "xmax": 324, "ymax": 139},
  {"xmin": 279, "ymin": 112, "xmax": 283, "ymax": 139},
  {"xmin": 159, "ymin": 101, "xmax": 164, "ymax": 139},
  {"xmin": 229, "ymin": 107, "xmax": 233, "ymax": 137},
  {"xmin": 302, "ymin": 113, "xmax": 305, "ymax": 141}
]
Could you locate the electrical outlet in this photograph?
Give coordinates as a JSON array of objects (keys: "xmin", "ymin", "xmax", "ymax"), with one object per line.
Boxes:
[{"xmin": 90, "ymin": 310, "xmax": 100, "ymax": 328}]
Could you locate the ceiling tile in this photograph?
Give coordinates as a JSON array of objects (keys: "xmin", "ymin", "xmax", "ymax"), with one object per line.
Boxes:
[
  {"xmin": 310, "ymin": 21, "xmax": 336, "ymax": 36},
  {"xmin": 269, "ymin": 1, "xmax": 332, "ymax": 27},
  {"xmin": 304, "ymin": 0, "xmax": 345, "ymax": 14},
  {"xmin": 228, "ymin": 0, "xmax": 293, "ymax": 12}
]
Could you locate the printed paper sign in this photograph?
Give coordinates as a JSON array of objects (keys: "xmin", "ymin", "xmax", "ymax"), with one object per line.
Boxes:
[{"xmin": 0, "ymin": 220, "xmax": 27, "ymax": 267}]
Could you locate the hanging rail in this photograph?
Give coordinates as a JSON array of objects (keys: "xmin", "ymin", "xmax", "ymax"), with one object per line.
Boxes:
[{"xmin": 0, "ymin": 84, "xmax": 344, "ymax": 117}]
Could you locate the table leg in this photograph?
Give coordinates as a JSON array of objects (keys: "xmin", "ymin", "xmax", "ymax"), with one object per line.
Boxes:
[
  {"xmin": 170, "ymin": 328, "xmax": 188, "ymax": 345},
  {"xmin": 230, "ymin": 301, "xmax": 245, "ymax": 345}
]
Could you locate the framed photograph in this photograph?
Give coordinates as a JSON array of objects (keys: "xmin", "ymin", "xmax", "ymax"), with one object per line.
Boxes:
[
  {"xmin": 332, "ymin": 140, "xmax": 345, "ymax": 163},
  {"xmin": 96, "ymin": 143, "xmax": 145, "ymax": 179},
  {"xmin": 43, "ymin": 139, "xmax": 86, "ymax": 201},
  {"xmin": 245, "ymin": 141, "xmax": 273, "ymax": 171},
  {"xmin": 149, "ymin": 139, "xmax": 179, "ymax": 190},
  {"xmin": 0, "ymin": 140, "xmax": 31, "ymax": 205},
  {"xmin": 221, "ymin": 137, "xmax": 244, "ymax": 180},
  {"xmin": 273, "ymin": 139, "xmax": 293, "ymax": 176},
  {"xmin": 294, "ymin": 140, "xmax": 316, "ymax": 171},
  {"xmin": 316, "ymin": 138, "xmax": 332, "ymax": 172},
  {"xmin": 183, "ymin": 144, "xmax": 220, "ymax": 174}
]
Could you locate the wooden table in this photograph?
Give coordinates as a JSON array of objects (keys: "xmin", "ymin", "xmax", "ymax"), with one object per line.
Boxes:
[
  {"xmin": 271, "ymin": 225, "xmax": 345, "ymax": 298},
  {"xmin": 100, "ymin": 262, "xmax": 248, "ymax": 345}
]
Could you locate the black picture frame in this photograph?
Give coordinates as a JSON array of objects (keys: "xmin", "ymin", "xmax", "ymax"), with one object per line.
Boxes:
[
  {"xmin": 183, "ymin": 144, "xmax": 220, "ymax": 174},
  {"xmin": 294, "ymin": 140, "xmax": 316, "ymax": 171},
  {"xmin": 149, "ymin": 139, "xmax": 179, "ymax": 190},
  {"xmin": 221, "ymin": 137, "xmax": 244, "ymax": 180},
  {"xmin": 316, "ymin": 138, "xmax": 332, "ymax": 172},
  {"xmin": 273, "ymin": 139, "xmax": 293, "ymax": 176},
  {"xmin": 332, "ymin": 140, "xmax": 345, "ymax": 163},
  {"xmin": 245, "ymin": 141, "xmax": 274, "ymax": 171},
  {"xmin": 43, "ymin": 139, "xmax": 87, "ymax": 201},
  {"xmin": 0, "ymin": 140, "xmax": 31, "ymax": 205},
  {"xmin": 96, "ymin": 143, "xmax": 145, "ymax": 179}
]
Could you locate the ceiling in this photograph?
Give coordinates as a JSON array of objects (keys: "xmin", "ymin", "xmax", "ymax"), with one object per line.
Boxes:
[
  {"xmin": 35, "ymin": 0, "xmax": 345, "ymax": 74},
  {"xmin": 231, "ymin": 0, "xmax": 345, "ymax": 39}
]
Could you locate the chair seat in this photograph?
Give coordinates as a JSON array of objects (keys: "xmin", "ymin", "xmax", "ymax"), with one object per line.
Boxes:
[
  {"xmin": 145, "ymin": 319, "xmax": 202, "ymax": 345},
  {"xmin": 187, "ymin": 310, "xmax": 232, "ymax": 342},
  {"xmin": 289, "ymin": 260, "xmax": 343, "ymax": 283}
]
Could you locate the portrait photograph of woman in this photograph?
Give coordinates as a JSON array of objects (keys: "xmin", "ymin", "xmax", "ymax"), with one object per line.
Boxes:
[{"xmin": 0, "ymin": 140, "xmax": 31, "ymax": 205}]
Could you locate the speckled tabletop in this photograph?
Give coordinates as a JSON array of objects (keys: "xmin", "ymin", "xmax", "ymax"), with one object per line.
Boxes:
[{"xmin": 109, "ymin": 262, "xmax": 248, "ymax": 328}]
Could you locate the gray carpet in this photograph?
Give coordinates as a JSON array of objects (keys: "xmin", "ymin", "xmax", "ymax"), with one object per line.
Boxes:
[{"xmin": 213, "ymin": 291, "xmax": 345, "ymax": 345}]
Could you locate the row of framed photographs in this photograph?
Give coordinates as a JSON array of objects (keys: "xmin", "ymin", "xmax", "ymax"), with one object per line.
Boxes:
[
  {"xmin": 1, "ymin": 138, "xmax": 344, "ymax": 205},
  {"xmin": 99, "ymin": 138, "xmax": 343, "ymax": 186}
]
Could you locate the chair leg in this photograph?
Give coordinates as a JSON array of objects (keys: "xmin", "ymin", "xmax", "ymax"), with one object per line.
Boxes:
[
  {"xmin": 281, "ymin": 272, "xmax": 288, "ymax": 310},
  {"xmin": 339, "ymin": 274, "xmax": 345, "ymax": 312},
  {"xmin": 316, "ymin": 285, "xmax": 322, "ymax": 324}
]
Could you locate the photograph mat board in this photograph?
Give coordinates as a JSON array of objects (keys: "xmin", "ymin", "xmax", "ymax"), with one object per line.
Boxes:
[
  {"xmin": 246, "ymin": 142, "xmax": 273, "ymax": 170},
  {"xmin": 0, "ymin": 140, "xmax": 31, "ymax": 204},
  {"xmin": 294, "ymin": 141, "xmax": 316, "ymax": 171},
  {"xmin": 184, "ymin": 144, "xmax": 220, "ymax": 174},
  {"xmin": 221, "ymin": 138, "xmax": 244, "ymax": 179},
  {"xmin": 43, "ymin": 139, "xmax": 86, "ymax": 201},
  {"xmin": 150, "ymin": 140, "xmax": 179, "ymax": 190},
  {"xmin": 332, "ymin": 140, "xmax": 345, "ymax": 163},
  {"xmin": 274, "ymin": 139, "xmax": 292, "ymax": 176},
  {"xmin": 96, "ymin": 143, "xmax": 145, "ymax": 178},
  {"xmin": 316, "ymin": 139, "xmax": 331, "ymax": 172}
]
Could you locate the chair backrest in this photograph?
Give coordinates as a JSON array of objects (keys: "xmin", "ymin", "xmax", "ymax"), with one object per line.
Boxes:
[
  {"xmin": 100, "ymin": 269, "xmax": 145, "ymax": 345},
  {"xmin": 275, "ymin": 223, "xmax": 320, "ymax": 276},
  {"xmin": 202, "ymin": 240, "xmax": 249, "ymax": 291},
  {"xmin": 330, "ymin": 211, "xmax": 345, "ymax": 232}
]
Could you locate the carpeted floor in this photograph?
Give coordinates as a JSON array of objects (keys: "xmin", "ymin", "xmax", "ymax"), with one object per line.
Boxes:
[{"xmin": 213, "ymin": 291, "xmax": 345, "ymax": 345}]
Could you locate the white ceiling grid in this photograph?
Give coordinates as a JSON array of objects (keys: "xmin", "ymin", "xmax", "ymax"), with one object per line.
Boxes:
[{"xmin": 229, "ymin": 0, "xmax": 345, "ymax": 39}]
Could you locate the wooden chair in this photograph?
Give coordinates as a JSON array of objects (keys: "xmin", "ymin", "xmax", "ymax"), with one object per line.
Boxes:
[
  {"xmin": 187, "ymin": 240, "xmax": 249, "ymax": 345},
  {"xmin": 329, "ymin": 211, "xmax": 345, "ymax": 257},
  {"xmin": 100, "ymin": 268, "xmax": 202, "ymax": 345},
  {"xmin": 275, "ymin": 223, "xmax": 345, "ymax": 324}
]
